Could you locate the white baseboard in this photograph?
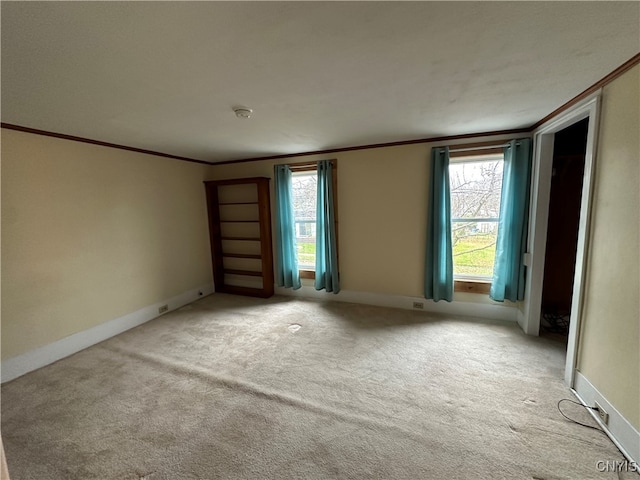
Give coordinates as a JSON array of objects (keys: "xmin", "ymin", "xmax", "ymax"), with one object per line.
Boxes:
[
  {"xmin": 275, "ymin": 286, "xmax": 518, "ymax": 322},
  {"xmin": 573, "ymin": 371, "xmax": 640, "ymax": 464},
  {"xmin": 1, "ymin": 283, "xmax": 215, "ymax": 384}
]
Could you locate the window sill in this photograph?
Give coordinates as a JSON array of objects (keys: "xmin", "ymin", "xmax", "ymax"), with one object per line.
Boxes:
[
  {"xmin": 300, "ymin": 270, "xmax": 315, "ymax": 280},
  {"xmin": 454, "ymin": 280, "xmax": 491, "ymax": 294}
]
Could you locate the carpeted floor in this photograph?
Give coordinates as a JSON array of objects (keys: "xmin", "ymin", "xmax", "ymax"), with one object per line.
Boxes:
[{"xmin": 1, "ymin": 294, "xmax": 631, "ymax": 479}]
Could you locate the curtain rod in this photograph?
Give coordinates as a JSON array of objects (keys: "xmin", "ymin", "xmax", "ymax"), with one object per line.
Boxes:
[
  {"xmin": 448, "ymin": 142, "xmax": 520, "ymax": 154},
  {"xmin": 277, "ymin": 158, "xmax": 337, "ymax": 169}
]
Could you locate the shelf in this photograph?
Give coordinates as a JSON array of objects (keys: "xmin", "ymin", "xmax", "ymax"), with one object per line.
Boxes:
[
  {"xmin": 204, "ymin": 177, "xmax": 274, "ymax": 298},
  {"xmin": 223, "ymin": 253, "xmax": 262, "ymax": 259},
  {"xmin": 220, "ymin": 236, "xmax": 261, "ymax": 241},
  {"xmin": 219, "ymin": 220, "xmax": 259, "ymax": 223},
  {"xmin": 224, "ymin": 268, "xmax": 263, "ymax": 277},
  {"xmin": 219, "ymin": 285, "xmax": 272, "ymax": 298}
]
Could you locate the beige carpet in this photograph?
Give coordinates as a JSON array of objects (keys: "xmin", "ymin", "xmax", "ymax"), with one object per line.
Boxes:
[{"xmin": 1, "ymin": 294, "xmax": 631, "ymax": 479}]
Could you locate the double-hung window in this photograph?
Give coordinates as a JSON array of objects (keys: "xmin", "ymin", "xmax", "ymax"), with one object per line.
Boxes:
[
  {"xmin": 449, "ymin": 153, "xmax": 504, "ymax": 289},
  {"xmin": 291, "ymin": 170, "xmax": 318, "ymax": 277},
  {"xmin": 286, "ymin": 161, "xmax": 338, "ymax": 280}
]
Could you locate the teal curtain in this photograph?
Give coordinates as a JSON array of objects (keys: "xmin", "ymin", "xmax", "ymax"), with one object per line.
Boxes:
[
  {"xmin": 274, "ymin": 165, "xmax": 301, "ymax": 289},
  {"xmin": 490, "ymin": 138, "xmax": 533, "ymax": 302},
  {"xmin": 315, "ymin": 160, "xmax": 340, "ymax": 293},
  {"xmin": 424, "ymin": 147, "xmax": 453, "ymax": 302}
]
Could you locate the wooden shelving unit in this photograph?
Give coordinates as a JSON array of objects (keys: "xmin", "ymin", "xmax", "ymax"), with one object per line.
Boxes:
[{"xmin": 204, "ymin": 177, "xmax": 274, "ymax": 298}]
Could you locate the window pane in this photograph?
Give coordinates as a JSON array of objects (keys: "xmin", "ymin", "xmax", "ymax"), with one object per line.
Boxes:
[
  {"xmin": 452, "ymin": 221, "xmax": 499, "ymax": 278},
  {"xmin": 450, "ymin": 155, "xmax": 503, "ymax": 280},
  {"xmin": 291, "ymin": 173, "xmax": 317, "ymax": 270},
  {"xmin": 450, "ymin": 159, "xmax": 503, "ymax": 219}
]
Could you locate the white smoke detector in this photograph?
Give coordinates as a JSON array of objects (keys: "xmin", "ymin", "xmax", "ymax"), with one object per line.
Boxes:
[{"xmin": 233, "ymin": 107, "xmax": 253, "ymax": 119}]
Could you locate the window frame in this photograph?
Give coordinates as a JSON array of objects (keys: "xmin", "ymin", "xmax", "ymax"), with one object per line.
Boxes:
[
  {"xmin": 282, "ymin": 159, "xmax": 338, "ymax": 280},
  {"xmin": 448, "ymin": 151, "xmax": 504, "ymax": 291}
]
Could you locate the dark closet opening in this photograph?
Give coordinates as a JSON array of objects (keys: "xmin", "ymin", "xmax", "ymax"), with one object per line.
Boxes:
[{"xmin": 540, "ymin": 118, "xmax": 589, "ymax": 340}]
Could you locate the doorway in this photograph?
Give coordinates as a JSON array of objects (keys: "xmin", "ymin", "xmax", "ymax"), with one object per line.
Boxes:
[
  {"xmin": 539, "ymin": 119, "xmax": 588, "ymax": 342},
  {"xmin": 522, "ymin": 93, "xmax": 600, "ymax": 387}
]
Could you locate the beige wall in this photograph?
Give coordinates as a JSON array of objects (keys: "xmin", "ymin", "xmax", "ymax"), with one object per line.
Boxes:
[
  {"xmin": 577, "ymin": 65, "xmax": 639, "ymax": 429},
  {"xmin": 0, "ymin": 125, "xmax": 520, "ymax": 361},
  {"xmin": 1, "ymin": 129, "xmax": 213, "ymax": 359},
  {"xmin": 206, "ymin": 134, "xmax": 524, "ymax": 306}
]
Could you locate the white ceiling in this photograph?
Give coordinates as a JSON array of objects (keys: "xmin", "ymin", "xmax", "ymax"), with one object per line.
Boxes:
[{"xmin": 2, "ymin": 2, "xmax": 638, "ymax": 163}]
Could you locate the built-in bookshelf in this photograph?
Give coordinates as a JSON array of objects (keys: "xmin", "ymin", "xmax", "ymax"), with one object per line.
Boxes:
[{"xmin": 204, "ymin": 177, "xmax": 274, "ymax": 298}]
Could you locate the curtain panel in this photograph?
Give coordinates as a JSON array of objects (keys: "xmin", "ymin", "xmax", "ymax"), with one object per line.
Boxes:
[
  {"xmin": 490, "ymin": 138, "xmax": 533, "ymax": 302},
  {"xmin": 424, "ymin": 147, "xmax": 454, "ymax": 302},
  {"xmin": 274, "ymin": 165, "xmax": 301, "ymax": 289},
  {"xmin": 315, "ymin": 160, "xmax": 340, "ymax": 293}
]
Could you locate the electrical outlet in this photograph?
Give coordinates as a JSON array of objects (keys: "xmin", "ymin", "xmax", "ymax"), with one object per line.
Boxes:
[
  {"xmin": 413, "ymin": 302, "xmax": 424, "ymax": 310},
  {"xmin": 158, "ymin": 304, "xmax": 169, "ymax": 314},
  {"xmin": 594, "ymin": 401, "xmax": 609, "ymax": 425}
]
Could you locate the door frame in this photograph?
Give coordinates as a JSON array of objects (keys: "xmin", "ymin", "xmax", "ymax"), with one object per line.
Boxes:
[{"xmin": 521, "ymin": 92, "xmax": 601, "ymax": 387}]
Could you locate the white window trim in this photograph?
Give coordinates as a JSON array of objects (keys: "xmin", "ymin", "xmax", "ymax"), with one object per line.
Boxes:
[
  {"xmin": 450, "ymin": 153, "xmax": 504, "ymax": 283},
  {"xmin": 291, "ymin": 170, "xmax": 318, "ymax": 273}
]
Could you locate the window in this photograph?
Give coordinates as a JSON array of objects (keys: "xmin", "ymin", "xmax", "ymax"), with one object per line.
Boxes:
[
  {"xmin": 285, "ymin": 161, "xmax": 339, "ymax": 280},
  {"xmin": 274, "ymin": 159, "xmax": 339, "ymax": 289},
  {"xmin": 280, "ymin": 160, "xmax": 339, "ymax": 282},
  {"xmin": 449, "ymin": 153, "xmax": 504, "ymax": 282},
  {"xmin": 291, "ymin": 171, "xmax": 318, "ymax": 272}
]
